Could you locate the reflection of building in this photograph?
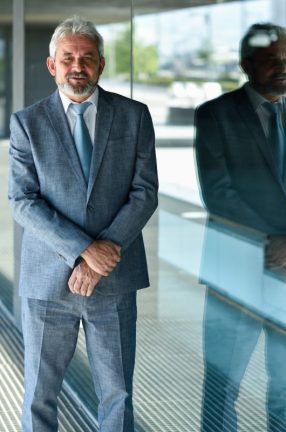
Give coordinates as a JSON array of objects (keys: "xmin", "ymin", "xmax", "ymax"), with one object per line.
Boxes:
[
  {"xmin": 167, "ymin": 80, "xmax": 222, "ymax": 125},
  {"xmin": 2, "ymin": 0, "xmax": 282, "ymax": 138},
  {"xmin": 2, "ymin": 1, "xmax": 286, "ymax": 430}
]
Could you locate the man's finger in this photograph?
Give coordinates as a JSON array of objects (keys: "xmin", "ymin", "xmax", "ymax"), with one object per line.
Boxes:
[
  {"xmin": 68, "ymin": 272, "xmax": 77, "ymax": 292},
  {"xmin": 86, "ymin": 284, "xmax": 95, "ymax": 297},
  {"xmin": 80, "ymin": 282, "xmax": 89, "ymax": 296},
  {"xmin": 73, "ymin": 278, "xmax": 83, "ymax": 294}
]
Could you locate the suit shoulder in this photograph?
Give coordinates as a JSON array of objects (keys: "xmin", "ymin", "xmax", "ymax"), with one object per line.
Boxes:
[{"xmin": 196, "ymin": 87, "xmax": 243, "ymax": 114}]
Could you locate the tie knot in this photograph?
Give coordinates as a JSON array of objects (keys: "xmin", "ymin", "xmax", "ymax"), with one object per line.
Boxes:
[
  {"xmin": 71, "ymin": 102, "xmax": 91, "ymax": 115},
  {"xmin": 263, "ymin": 101, "xmax": 281, "ymax": 115}
]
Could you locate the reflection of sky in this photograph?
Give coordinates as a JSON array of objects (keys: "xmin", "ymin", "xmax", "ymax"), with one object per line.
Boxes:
[
  {"xmin": 135, "ymin": 0, "xmax": 270, "ymax": 56},
  {"xmin": 100, "ymin": 0, "xmax": 270, "ymax": 59}
]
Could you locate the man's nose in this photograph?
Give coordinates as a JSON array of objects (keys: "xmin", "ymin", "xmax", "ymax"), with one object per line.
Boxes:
[{"xmin": 71, "ymin": 58, "xmax": 85, "ymax": 71}]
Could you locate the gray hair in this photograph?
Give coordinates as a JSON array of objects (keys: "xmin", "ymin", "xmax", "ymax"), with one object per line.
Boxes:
[
  {"xmin": 49, "ymin": 16, "xmax": 104, "ymax": 59},
  {"xmin": 240, "ymin": 22, "xmax": 286, "ymax": 61}
]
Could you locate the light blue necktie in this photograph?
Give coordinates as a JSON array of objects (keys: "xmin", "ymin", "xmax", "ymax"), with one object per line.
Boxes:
[
  {"xmin": 71, "ymin": 102, "xmax": 93, "ymax": 182},
  {"xmin": 264, "ymin": 102, "xmax": 285, "ymax": 178}
]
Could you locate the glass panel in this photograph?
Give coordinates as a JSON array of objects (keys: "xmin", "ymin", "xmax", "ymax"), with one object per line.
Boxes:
[
  {"xmin": 0, "ymin": 0, "xmax": 13, "ymax": 311},
  {"xmin": 0, "ymin": 2, "xmax": 12, "ymax": 138},
  {"xmin": 133, "ymin": 0, "xmax": 271, "ymax": 204},
  {"xmin": 0, "ymin": 138, "xmax": 13, "ymax": 312},
  {"xmin": 99, "ymin": 21, "xmax": 132, "ymax": 97},
  {"xmin": 132, "ymin": 1, "xmax": 284, "ymax": 431}
]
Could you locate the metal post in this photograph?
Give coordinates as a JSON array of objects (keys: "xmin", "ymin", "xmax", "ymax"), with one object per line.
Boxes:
[
  {"xmin": 12, "ymin": 0, "xmax": 25, "ymax": 329},
  {"xmin": 12, "ymin": 0, "xmax": 25, "ymax": 112}
]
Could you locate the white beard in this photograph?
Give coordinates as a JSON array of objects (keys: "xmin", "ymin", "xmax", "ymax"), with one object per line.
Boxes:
[{"xmin": 56, "ymin": 79, "xmax": 97, "ymax": 97}]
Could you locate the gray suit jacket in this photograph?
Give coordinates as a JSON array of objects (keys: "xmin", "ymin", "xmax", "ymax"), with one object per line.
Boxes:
[
  {"xmin": 9, "ymin": 86, "xmax": 158, "ymax": 300},
  {"xmin": 195, "ymin": 85, "xmax": 286, "ymax": 235}
]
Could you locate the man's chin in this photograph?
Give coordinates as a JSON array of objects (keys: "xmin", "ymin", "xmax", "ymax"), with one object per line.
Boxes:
[
  {"xmin": 57, "ymin": 82, "xmax": 96, "ymax": 97},
  {"xmin": 266, "ymin": 83, "xmax": 286, "ymax": 96}
]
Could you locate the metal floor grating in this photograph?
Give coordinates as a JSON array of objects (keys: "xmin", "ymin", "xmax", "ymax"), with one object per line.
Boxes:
[
  {"xmin": 0, "ymin": 304, "xmax": 98, "ymax": 432},
  {"xmin": 0, "ymin": 299, "xmax": 280, "ymax": 431},
  {"xmin": 133, "ymin": 317, "xmax": 268, "ymax": 432},
  {"xmin": 66, "ymin": 314, "xmax": 275, "ymax": 431}
]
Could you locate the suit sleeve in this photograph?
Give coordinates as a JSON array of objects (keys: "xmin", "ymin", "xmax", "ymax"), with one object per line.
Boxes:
[
  {"xmin": 8, "ymin": 113, "xmax": 93, "ymax": 268},
  {"xmin": 195, "ymin": 103, "xmax": 272, "ymax": 233},
  {"xmin": 97, "ymin": 105, "xmax": 158, "ymax": 250}
]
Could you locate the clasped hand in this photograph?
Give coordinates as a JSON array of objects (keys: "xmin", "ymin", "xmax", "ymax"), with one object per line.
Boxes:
[
  {"xmin": 68, "ymin": 240, "xmax": 121, "ymax": 297},
  {"xmin": 80, "ymin": 239, "xmax": 121, "ymax": 276},
  {"xmin": 68, "ymin": 260, "xmax": 102, "ymax": 297}
]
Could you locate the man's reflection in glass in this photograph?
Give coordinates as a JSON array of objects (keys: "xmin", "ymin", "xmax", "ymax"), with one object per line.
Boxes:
[{"xmin": 195, "ymin": 23, "xmax": 286, "ymax": 432}]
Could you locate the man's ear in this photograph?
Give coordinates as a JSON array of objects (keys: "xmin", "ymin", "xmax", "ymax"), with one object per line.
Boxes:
[
  {"xmin": 46, "ymin": 57, "xmax": 56, "ymax": 76},
  {"xmin": 240, "ymin": 58, "xmax": 252, "ymax": 77},
  {"xmin": 99, "ymin": 57, "xmax": 105, "ymax": 75}
]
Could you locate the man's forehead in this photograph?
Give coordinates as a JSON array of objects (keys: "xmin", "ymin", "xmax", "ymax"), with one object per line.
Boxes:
[{"xmin": 57, "ymin": 34, "xmax": 97, "ymax": 51}]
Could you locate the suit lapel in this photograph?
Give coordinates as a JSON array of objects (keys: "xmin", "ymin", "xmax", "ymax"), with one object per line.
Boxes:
[
  {"xmin": 87, "ymin": 87, "xmax": 114, "ymax": 200},
  {"xmin": 235, "ymin": 88, "xmax": 282, "ymax": 184},
  {"xmin": 45, "ymin": 91, "xmax": 87, "ymax": 191},
  {"xmin": 45, "ymin": 89, "xmax": 114, "ymax": 199}
]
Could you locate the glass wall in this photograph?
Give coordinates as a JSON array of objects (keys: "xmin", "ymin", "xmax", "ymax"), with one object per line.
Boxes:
[
  {"xmin": 133, "ymin": 0, "xmax": 271, "ymax": 204},
  {"xmin": 3, "ymin": 0, "xmax": 286, "ymax": 430},
  {"xmin": 0, "ymin": 0, "xmax": 13, "ymax": 313},
  {"xmin": 0, "ymin": 0, "xmax": 12, "ymax": 138},
  {"xmin": 131, "ymin": 1, "xmax": 286, "ymax": 431}
]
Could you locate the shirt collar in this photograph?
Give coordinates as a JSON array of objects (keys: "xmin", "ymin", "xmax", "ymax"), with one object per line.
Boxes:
[{"xmin": 59, "ymin": 86, "xmax": 99, "ymax": 113}]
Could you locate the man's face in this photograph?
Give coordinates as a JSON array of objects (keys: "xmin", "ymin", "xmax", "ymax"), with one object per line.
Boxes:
[
  {"xmin": 242, "ymin": 40, "xmax": 286, "ymax": 101},
  {"xmin": 46, "ymin": 34, "xmax": 105, "ymax": 102}
]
